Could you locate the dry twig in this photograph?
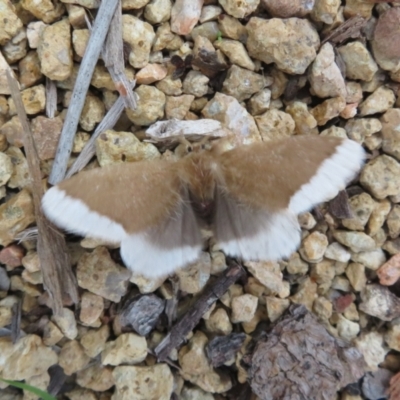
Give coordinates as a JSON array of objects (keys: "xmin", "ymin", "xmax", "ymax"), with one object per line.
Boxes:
[
  {"xmin": 7, "ymin": 71, "xmax": 78, "ymax": 316},
  {"xmin": 321, "ymin": 15, "xmax": 367, "ymax": 45},
  {"xmin": 48, "ymin": 0, "xmax": 120, "ymax": 184},
  {"xmin": 155, "ymin": 261, "xmax": 245, "ymax": 361}
]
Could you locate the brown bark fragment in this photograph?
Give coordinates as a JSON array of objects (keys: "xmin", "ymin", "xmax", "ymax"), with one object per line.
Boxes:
[{"xmin": 249, "ymin": 304, "xmax": 365, "ymax": 400}]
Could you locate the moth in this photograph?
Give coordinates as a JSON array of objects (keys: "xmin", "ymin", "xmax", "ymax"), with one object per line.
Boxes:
[{"xmin": 42, "ymin": 136, "xmax": 365, "ymax": 278}]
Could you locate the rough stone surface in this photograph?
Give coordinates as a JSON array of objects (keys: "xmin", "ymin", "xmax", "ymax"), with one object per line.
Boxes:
[
  {"xmin": 381, "ymin": 108, "xmax": 400, "ymax": 161},
  {"xmin": 255, "ymin": 109, "xmax": 295, "ymax": 141},
  {"xmin": 77, "ymin": 247, "xmax": 131, "ymax": 302},
  {"xmin": 355, "ymin": 331, "xmax": 389, "ymax": 371},
  {"xmin": 309, "ymin": 42, "xmax": 346, "ymax": 98},
  {"xmin": 37, "ymin": 18, "xmax": 72, "ymax": 80},
  {"xmin": 338, "ymin": 41, "xmax": 378, "ymax": 82},
  {"xmin": 359, "ymin": 86, "xmax": 396, "ymax": 116},
  {"xmin": 122, "ymin": 14, "xmax": 155, "ymax": 68},
  {"xmin": 246, "ymin": 17, "xmax": 319, "ymax": 74},
  {"xmin": 360, "ymin": 155, "xmax": 400, "ymax": 199},
  {"xmin": 126, "ymin": 85, "xmax": 165, "ymax": 126},
  {"xmin": 112, "ymin": 364, "xmax": 174, "ymax": 400},
  {"xmin": 59, "ymin": 340, "xmax": 91, "ymax": 375},
  {"xmin": 102, "ymin": 333, "xmax": 147, "ymax": 366},
  {"xmin": 95, "ymin": 129, "xmax": 160, "ymax": 167},
  {"xmin": 0, "ymin": 189, "xmax": 35, "ymax": 246},
  {"xmin": 300, "ymin": 231, "xmax": 328, "ymax": 263}
]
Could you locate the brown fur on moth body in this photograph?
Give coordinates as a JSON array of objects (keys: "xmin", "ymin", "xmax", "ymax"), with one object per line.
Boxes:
[{"xmin": 42, "ymin": 135, "xmax": 365, "ymax": 278}]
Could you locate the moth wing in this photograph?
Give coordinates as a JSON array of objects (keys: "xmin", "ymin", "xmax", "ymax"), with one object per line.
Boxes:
[
  {"xmin": 42, "ymin": 160, "xmax": 203, "ymax": 277},
  {"xmin": 213, "ymin": 136, "xmax": 365, "ymax": 261}
]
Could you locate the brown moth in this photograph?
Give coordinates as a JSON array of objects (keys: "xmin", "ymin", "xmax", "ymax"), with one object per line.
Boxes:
[{"xmin": 42, "ymin": 136, "xmax": 365, "ymax": 278}]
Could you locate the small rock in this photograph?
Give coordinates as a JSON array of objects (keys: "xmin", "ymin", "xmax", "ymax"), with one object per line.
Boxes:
[
  {"xmin": 179, "ymin": 331, "xmax": 232, "ymax": 393},
  {"xmin": 266, "ymin": 297, "xmax": 290, "ymax": 322},
  {"xmin": 309, "ymin": 42, "xmax": 346, "ymax": 98},
  {"xmin": 52, "ymin": 307, "xmax": 78, "ymax": 340},
  {"xmin": 202, "ymin": 92, "xmax": 261, "ymax": 143},
  {"xmin": 153, "ymin": 22, "xmax": 183, "ymax": 52},
  {"xmin": 26, "ymin": 21, "xmax": 46, "ymax": 49},
  {"xmin": 182, "ymin": 70, "xmax": 209, "ymax": 98},
  {"xmin": 0, "ymin": 267, "xmax": 10, "ymax": 292},
  {"xmin": 300, "ymin": 231, "xmax": 328, "ymax": 263},
  {"xmin": 377, "ymin": 253, "xmax": 400, "ymax": 286},
  {"xmin": 246, "ymin": 17, "xmax": 319, "ymax": 74},
  {"xmin": 136, "ymin": 63, "xmax": 167, "ymax": 85},
  {"xmin": 245, "ymin": 261, "xmax": 283, "ymax": 295},
  {"xmin": 286, "ymin": 252, "xmax": 309, "ymax": 275},
  {"xmin": 80, "ymin": 292, "xmax": 103, "ymax": 326},
  {"xmin": 262, "ymin": 0, "xmax": 314, "ymax": 18},
  {"xmin": 102, "ymin": 333, "xmax": 147, "ymax": 366},
  {"xmin": 310, "ymin": 259, "xmax": 335, "ymax": 293},
  {"xmin": 355, "ymin": 331, "xmax": 389, "ymax": 371},
  {"xmin": 352, "ymin": 249, "xmax": 386, "ymax": 271},
  {"xmin": 122, "ymin": 0, "xmax": 150, "ymax": 9},
  {"xmin": 368, "ymin": 199, "xmax": 391, "ymax": 236},
  {"xmin": 310, "ymin": 0, "xmax": 340, "ymax": 24},
  {"xmin": 371, "ymin": 8, "xmax": 400, "ymax": 72},
  {"xmin": 255, "ymin": 109, "xmax": 295, "ymax": 141},
  {"xmin": 333, "ymin": 230, "xmax": 376, "ymax": 253},
  {"xmin": 177, "ymin": 252, "xmax": 211, "ymax": 294},
  {"xmin": 337, "ymin": 314, "xmax": 360, "ymax": 341},
  {"xmin": 95, "ymin": 129, "xmax": 160, "ymax": 167},
  {"xmin": 130, "ymin": 273, "xmax": 165, "ymax": 294},
  {"xmin": 0, "ymin": 244, "xmax": 24, "ymax": 268},
  {"xmin": 346, "ymin": 263, "xmax": 367, "ymax": 292},
  {"xmin": 313, "ymin": 296, "xmax": 333, "ymax": 320},
  {"xmin": 360, "ymin": 284, "xmax": 400, "ymax": 321},
  {"xmin": 219, "ymin": 0, "xmax": 259, "ymax": 18},
  {"xmin": 0, "ymin": 189, "xmax": 35, "ymax": 246},
  {"xmin": 113, "ymin": 364, "xmax": 174, "ymax": 400},
  {"xmin": 79, "ymin": 94, "xmax": 105, "ymax": 131},
  {"xmin": 37, "ymin": 19, "xmax": 72, "ymax": 80},
  {"xmin": 338, "ymin": 41, "xmax": 378, "ymax": 82},
  {"xmin": 180, "ymin": 387, "xmax": 215, "ymax": 400},
  {"xmin": 0, "ymin": 335, "xmax": 58, "ymax": 380},
  {"xmin": 31, "ymin": 116, "xmax": 63, "ymax": 160},
  {"xmin": 0, "ymin": 1, "xmax": 23, "ymax": 46},
  {"xmin": 381, "ymin": 108, "xmax": 400, "ymax": 161},
  {"xmin": 170, "ymin": 0, "xmax": 202, "ymax": 35},
  {"xmin": 387, "ymin": 205, "xmax": 400, "ymax": 238},
  {"xmin": 360, "ymin": 155, "xmax": 400, "ymax": 199},
  {"xmin": 359, "ymin": 86, "xmax": 396, "ymax": 116},
  {"xmin": 2, "ymin": 28, "xmax": 27, "ymax": 64},
  {"xmin": 8, "ymin": 84, "xmax": 45, "ymax": 115},
  {"xmin": 42, "ymin": 320, "xmax": 63, "ymax": 346},
  {"xmin": 156, "ymin": 74, "xmax": 182, "ymax": 95},
  {"xmin": 144, "ymin": 0, "xmax": 172, "ymax": 24},
  {"xmin": 215, "ymin": 39, "xmax": 255, "ymax": 71},
  {"xmin": 342, "ymin": 192, "xmax": 376, "ymax": 231},
  {"xmin": 5, "ymin": 146, "xmax": 30, "ymax": 189},
  {"xmin": 24, "ymin": 372, "xmax": 50, "ymax": 400},
  {"xmin": 362, "ymin": 368, "xmax": 395, "ymax": 400},
  {"xmin": 22, "ymin": 0, "xmax": 65, "ymax": 23},
  {"xmin": 231, "ymin": 294, "xmax": 258, "ymax": 323},
  {"xmin": 191, "ymin": 22, "xmax": 221, "ymax": 43},
  {"xmin": 117, "ymin": 294, "xmax": 165, "ymax": 336},
  {"xmin": 0, "ymin": 115, "xmax": 23, "ymax": 148},
  {"xmin": 165, "ymin": 94, "xmax": 194, "ymax": 120},
  {"xmin": 126, "ymin": 85, "xmax": 165, "ymax": 125},
  {"xmin": 325, "ymin": 242, "xmax": 351, "ymax": 263},
  {"xmin": 311, "ymin": 96, "xmax": 346, "ymax": 125},
  {"xmin": 285, "ymin": 101, "xmax": 318, "ymax": 135},
  {"xmin": 59, "ymin": 340, "xmax": 91, "ymax": 375},
  {"xmin": 320, "ymin": 125, "xmax": 347, "ymax": 139},
  {"xmin": 122, "ymin": 15, "xmax": 155, "ymax": 68},
  {"xmin": 77, "ymin": 247, "xmax": 131, "ymax": 302},
  {"xmin": 205, "ymin": 307, "xmax": 232, "ymax": 335},
  {"xmin": 80, "ymin": 325, "xmax": 110, "ymax": 358},
  {"xmin": 345, "ymin": 118, "xmax": 382, "ymax": 144},
  {"xmin": 72, "ymin": 28, "xmax": 89, "ymax": 58},
  {"xmin": 218, "ymin": 14, "xmax": 247, "ymax": 42},
  {"xmin": 248, "ymin": 89, "xmax": 271, "ymax": 116},
  {"xmin": 290, "ymin": 277, "xmax": 317, "ymax": 310},
  {"xmin": 76, "ymin": 364, "xmax": 114, "ymax": 391}
]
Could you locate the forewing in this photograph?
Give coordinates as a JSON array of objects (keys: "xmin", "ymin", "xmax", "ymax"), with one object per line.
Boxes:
[
  {"xmin": 42, "ymin": 160, "xmax": 203, "ymax": 277},
  {"xmin": 216, "ymin": 136, "xmax": 365, "ymax": 214},
  {"xmin": 213, "ymin": 136, "xmax": 365, "ymax": 261}
]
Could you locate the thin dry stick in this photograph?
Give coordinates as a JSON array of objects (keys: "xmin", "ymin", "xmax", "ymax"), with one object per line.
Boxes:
[
  {"xmin": 49, "ymin": 0, "xmax": 119, "ymax": 185},
  {"xmin": 45, "ymin": 77, "xmax": 57, "ymax": 119},
  {"xmin": 102, "ymin": 0, "xmax": 137, "ymax": 109},
  {"xmin": 155, "ymin": 261, "xmax": 246, "ymax": 361},
  {"xmin": 7, "ymin": 71, "xmax": 78, "ymax": 316}
]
